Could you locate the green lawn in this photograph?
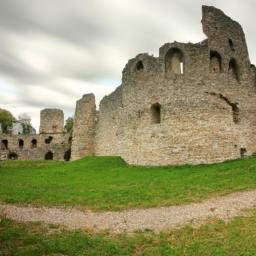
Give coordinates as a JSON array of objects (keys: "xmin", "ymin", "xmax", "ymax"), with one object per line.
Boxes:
[
  {"xmin": 1, "ymin": 156, "xmax": 256, "ymax": 211},
  {"xmin": 1, "ymin": 210, "xmax": 256, "ymax": 255}
]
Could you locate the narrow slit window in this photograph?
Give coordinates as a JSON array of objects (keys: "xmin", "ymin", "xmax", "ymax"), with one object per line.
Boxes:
[
  {"xmin": 210, "ymin": 51, "xmax": 222, "ymax": 73},
  {"xmin": 19, "ymin": 139, "xmax": 24, "ymax": 149},
  {"xmin": 180, "ymin": 62, "xmax": 184, "ymax": 74},
  {"xmin": 229, "ymin": 58, "xmax": 239, "ymax": 81},
  {"xmin": 151, "ymin": 103, "xmax": 161, "ymax": 124},
  {"xmin": 229, "ymin": 39, "xmax": 235, "ymax": 51},
  {"xmin": 64, "ymin": 149, "xmax": 71, "ymax": 161},
  {"xmin": 1, "ymin": 140, "xmax": 8, "ymax": 150},
  {"xmin": 135, "ymin": 61, "xmax": 144, "ymax": 71},
  {"xmin": 31, "ymin": 139, "xmax": 37, "ymax": 149}
]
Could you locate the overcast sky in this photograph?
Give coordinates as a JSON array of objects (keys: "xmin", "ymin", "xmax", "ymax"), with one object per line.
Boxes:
[{"xmin": 0, "ymin": 0, "xmax": 255, "ymax": 130}]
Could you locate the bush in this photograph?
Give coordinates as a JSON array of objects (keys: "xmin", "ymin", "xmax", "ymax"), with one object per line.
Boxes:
[{"xmin": 0, "ymin": 109, "xmax": 16, "ymax": 134}]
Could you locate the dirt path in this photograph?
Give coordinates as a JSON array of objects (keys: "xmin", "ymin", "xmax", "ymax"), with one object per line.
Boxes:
[{"xmin": 1, "ymin": 190, "xmax": 256, "ymax": 233}]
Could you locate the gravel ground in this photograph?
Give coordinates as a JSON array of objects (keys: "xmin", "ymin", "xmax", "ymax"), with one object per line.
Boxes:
[{"xmin": 1, "ymin": 190, "xmax": 256, "ymax": 233}]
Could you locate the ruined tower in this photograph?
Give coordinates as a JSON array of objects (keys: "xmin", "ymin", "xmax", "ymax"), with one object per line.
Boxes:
[
  {"xmin": 71, "ymin": 94, "xmax": 96, "ymax": 160},
  {"xmin": 202, "ymin": 6, "xmax": 251, "ymax": 79},
  {"xmin": 39, "ymin": 109, "xmax": 64, "ymax": 134}
]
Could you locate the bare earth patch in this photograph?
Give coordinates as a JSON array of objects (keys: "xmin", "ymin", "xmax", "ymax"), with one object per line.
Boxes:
[{"xmin": 1, "ymin": 190, "xmax": 256, "ymax": 233}]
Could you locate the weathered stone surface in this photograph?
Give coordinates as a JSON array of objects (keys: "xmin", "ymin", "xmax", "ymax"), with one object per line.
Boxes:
[
  {"xmin": 72, "ymin": 6, "xmax": 256, "ymax": 166},
  {"xmin": 0, "ymin": 133, "xmax": 71, "ymax": 161},
  {"xmin": 0, "ymin": 108, "xmax": 71, "ymax": 161},
  {"xmin": 71, "ymin": 94, "xmax": 96, "ymax": 160},
  {"xmin": 39, "ymin": 109, "xmax": 64, "ymax": 134}
]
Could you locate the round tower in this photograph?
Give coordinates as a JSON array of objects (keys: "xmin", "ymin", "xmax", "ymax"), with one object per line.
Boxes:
[{"xmin": 39, "ymin": 108, "xmax": 64, "ymax": 134}]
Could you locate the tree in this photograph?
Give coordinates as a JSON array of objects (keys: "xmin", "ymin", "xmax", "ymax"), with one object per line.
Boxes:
[
  {"xmin": 18, "ymin": 113, "xmax": 31, "ymax": 124},
  {"xmin": 21, "ymin": 123, "xmax": 36, "ymax": 135},
  {"xmin": 64, "ymin": 117, "xmax": 74, "ymax": 133},
  {"xmin": 18, "ymin": 113, "xmax": 36, "ymax": 135},
  {"xmin": 0, "ymin": 109, "xmax": 16, "ymax": 134}
]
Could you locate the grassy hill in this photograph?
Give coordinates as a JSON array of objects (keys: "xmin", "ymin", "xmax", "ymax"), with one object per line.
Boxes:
[{"xmin": 1, "ymin": 156, "xmax": 256, "ymax": 211}]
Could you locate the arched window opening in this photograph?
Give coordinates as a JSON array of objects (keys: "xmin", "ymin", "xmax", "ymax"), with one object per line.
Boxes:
[
  {"xmin": 19, "ymin": 139, "xmax": 24, "ymax": 149},
  {"xmin": 45, "ymin": 151, "xmax": 53, "ymax": 160},
  {"xmin": 1, "ymin": 139, "xmax": 8, "ymax": 150},
  {"xmin": 45, "ymin": 136, "xmax": 53, "ymax": 144},
  {"xmin": 229, "ymin": 39, "xmax": 235, "ymax": 51},
  {"xmin": 31, "ymin": 139, "xmax": 37, "ymax": 149},
  {"xmin": 8, "ymin": 152, "xmax": 18, "ymax": 160},
  {"xmin": 229, "ymin": 58, "xmax": 239, "ymax": 81},
  {"xmin": 151, "ymin": 103, "xmax": 161, "ymax": 124},
  {"xmin": 64, "ymin": 149, "xmax": 71, "ymax": 161},
  {"xmin": 210, "ymin": 51, "xmax": 222, "ymax": 73},
  {"xmin": 165, "ymin": 48, "xmax": 184, "ymax": 74},
  {"xmin": 135, "ymin": 61, "xmax": 144, "ymax": 71}
]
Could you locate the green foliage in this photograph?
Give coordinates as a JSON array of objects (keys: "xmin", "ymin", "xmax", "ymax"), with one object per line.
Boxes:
[
  {"xmin": 1, "ymin": 210, "xmax": 256, "ymax": 255},
  {"xmin": 1, "ymin": 157, "xmax": 256, "ymax": 211},
  {"xmin": 0, "ymin": 109, "xmax": 16, "ymax": 134},
  {"xmin": 0, "ymin": 219, "xmax": 128, "ymax": 256},
  {"xmin": 21, "ymin": 123, "xmax": 35, "ymax": 135},
  {"xmin": 64, "ymin": 117, "xmax": 73, "ymax": 133}
]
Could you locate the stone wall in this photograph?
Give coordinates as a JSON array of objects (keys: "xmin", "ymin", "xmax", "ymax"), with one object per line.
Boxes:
[
  {"xmin": 39, "ymin": 109, "xmax": 64, "ymax": 134},
  {"xmin": 72, "ymin": 5, "xmax": 256, "ymax": 166},
  {"xmin": 71, "ymin": 94, "xmax": 96, "ymax": 160},
  {"xmin": 94, "ymin": 86, "xmax": 123, "ymax": 156},
  {"xmin": 0, "ymin": 133, "xmax": 71, "ymax": 161},
  {"xmin": 0, "ymin": 108, "xmax": 71, "ymax": 161}
]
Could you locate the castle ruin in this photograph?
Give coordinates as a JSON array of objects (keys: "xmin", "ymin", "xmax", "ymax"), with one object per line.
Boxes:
[
  {"xmin": 0, "ymin": 109, "xmax": 71, "ymax": 161},
  {"xmin": 1, "ymin": 6, "xmax": 256, "ymax": 165},
  {"xmin": 72, "ymin": 6, "xmax": 256, "ymax": 165}
]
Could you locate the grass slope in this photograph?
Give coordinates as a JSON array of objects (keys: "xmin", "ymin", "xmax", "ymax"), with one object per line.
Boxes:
[
  {"xmin": 1, "ymin": 210, "xmax": 256, "ymax": 255},
  {"xmin": 1, "ymin": 156, "xmax": 256, "ymax": 211}
]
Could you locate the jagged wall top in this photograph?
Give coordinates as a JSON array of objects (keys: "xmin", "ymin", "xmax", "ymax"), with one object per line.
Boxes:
[
  {"xmin": 121, "ymin": 5, "xmax": 251, "ymax": 83},
  {"xmin": 202, "ymin": 5, "xmax": 250, "ymax": 71},
  {"xmin": 71, "ymin": 5, "xmax": 256, "ymax": 166}
]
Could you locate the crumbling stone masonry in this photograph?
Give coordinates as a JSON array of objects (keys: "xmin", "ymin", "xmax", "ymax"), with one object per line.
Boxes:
[
  {"xmin": 0, "ymin": 109, "xmax": 71, "ymax": 161},
  {"xmin": 40, "ymin": 109, "xmax": 64, "ymax": 134},
  {"xmin": 71, "ymin": 94, "xmax": 96, "ymax": 160},
  {"xmin": 71, "ymin": 6, "xmax": 256, "ymax": 165}
]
